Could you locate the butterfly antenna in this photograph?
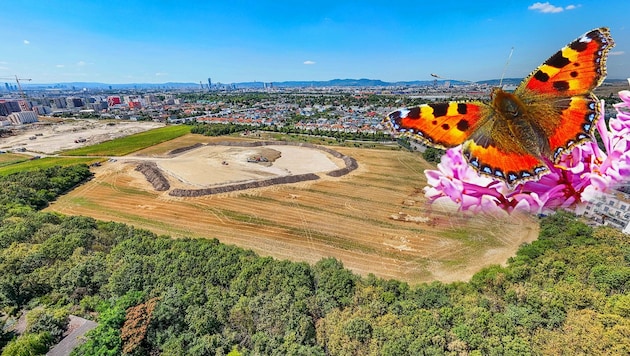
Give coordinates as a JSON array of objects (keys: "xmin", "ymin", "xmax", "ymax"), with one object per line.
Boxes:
[{"xmin": 499, "ymin": 47, "xmax": 514, "ymax": 88}]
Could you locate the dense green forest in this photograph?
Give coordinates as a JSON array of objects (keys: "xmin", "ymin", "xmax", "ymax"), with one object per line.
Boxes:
[{"xmin": 1, "ymin": 165, "xmax": 629, "ymax": 355}]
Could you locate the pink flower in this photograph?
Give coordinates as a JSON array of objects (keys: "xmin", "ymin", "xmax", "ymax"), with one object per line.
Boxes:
[{"xmin": 423, "ymin": 91, "xmax": 630, "ymax": 214}]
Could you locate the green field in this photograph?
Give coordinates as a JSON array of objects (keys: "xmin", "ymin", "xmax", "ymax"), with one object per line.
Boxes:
[
  {"xmin": 0, "ymin": 153, "xmax": 30, "ymax": 167},
  {"xmin": 62, "ymin": 125, "xmax": 191, "ymax": 156},
  {"xmin": 0, "ymin": 157, "xmax": 103, "ymax": 176}
]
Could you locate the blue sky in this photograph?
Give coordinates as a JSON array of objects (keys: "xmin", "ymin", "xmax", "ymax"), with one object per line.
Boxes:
[{"xmin": 1, "ymin": 1, "xmax": 628, "ymax": 84}]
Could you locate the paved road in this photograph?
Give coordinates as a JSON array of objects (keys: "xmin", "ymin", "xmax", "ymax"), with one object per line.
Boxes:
[{"xmin": 47, "ymin": 315, "xmax": 97, "ymax": 356}]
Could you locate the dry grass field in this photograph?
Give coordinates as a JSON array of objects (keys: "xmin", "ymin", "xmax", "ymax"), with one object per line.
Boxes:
[{"xmin": 46, "ymin": 134, "xmax": 539, "ymax": 283}]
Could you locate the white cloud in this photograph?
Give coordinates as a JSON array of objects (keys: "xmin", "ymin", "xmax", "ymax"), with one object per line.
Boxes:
[
  {"xmin": 303, "ymin": 60, "xmax": 316, "ymax": 65},
  {"xmin": 528, "ymin": 2, "xmax": 578, "ymax": 13},
  {"xmin": 77, "ymin": 61, "xmax": 86, "ymax": 66},
  {"xmin": 56, "ymin": 64, "xmax": 65, "ymax": 68},
  {"xmin": 23, "ymin": 39, "xmax": 30, "ymax": 45},
  {"xmin": 610, "ymin": 51, "xmax": 625, "ymax": 56},
  {"xmin": 0, "ymin": 66, "xmax": 8, "ymax": 70},
  {"xmin": 155, "ymin": 72, "xmax": 168, "ymax": 76}
]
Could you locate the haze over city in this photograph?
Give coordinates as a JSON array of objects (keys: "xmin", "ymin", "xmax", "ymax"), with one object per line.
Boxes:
[{"xmin": 1, "ymin": 0, "xmax": 628, "ymax": 84}]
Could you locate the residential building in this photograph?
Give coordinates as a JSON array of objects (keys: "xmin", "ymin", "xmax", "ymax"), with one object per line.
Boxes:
[
  {"xmin": 7, "ymin": 111, "xmax": 38, "ymax": 125},
  {"xmin": 582, "ymin": 189, "xmax": 630, "ymax": 234},
  {"xmin": 107, "ymin": 96, "xmax": 122, "ymax": 106}
]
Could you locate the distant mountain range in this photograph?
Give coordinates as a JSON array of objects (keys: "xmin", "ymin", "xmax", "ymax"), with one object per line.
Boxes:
[{"xmin": 17, "ymin": 78, "xmax": 628, "ymax": 90}]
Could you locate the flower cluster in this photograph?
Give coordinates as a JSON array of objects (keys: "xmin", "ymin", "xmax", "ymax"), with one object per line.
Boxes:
[{"xmin": 424, "ymin": 90, "xmax": 630, "ymax": 214}]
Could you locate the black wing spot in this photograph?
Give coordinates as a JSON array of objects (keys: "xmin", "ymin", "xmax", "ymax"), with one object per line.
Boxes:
[
  {"xmin": 432, "ymin": 120, "xmax": 438, "ymax": 125},
  {"xmin": 389, "ymin": 111, "xmax": 401, "ymax": 120},
  {"xmin": 441, "ymin": 123, "xmax": 450, "ymax": 130},
  {"xmin": 457, "ymin": 103, "xmax": 467, "ymax": 115},
  {"xmin": 408, "ymin": 107, "xmax": 420, "ymax": 119},
  {"xmin": 570, "ymin": 38, "xmax": 589, "ymax": 52},
  {"xmin": 546, "ymin": 52, "xmax": 571, "ymax": 68},
  {"xmin": 507, "ymin": 172, "xmax": 518, "ymax": 184},
  {"xmin": 534, "ymin": 70, "xmax": 550, "ymax": 82},
  {"xmin": 430, "ymin": 103, "xmax": 449, "ymax": 117},
  {"xmin": 570, "ymin": 71, "xmax": 578, "ymax": 78},
  {"xmin": 553, "ymin": 80, "xmax": 569, "ymax": 91},
  {"xmin": 456, "ymin": 119, "xmax": 469, "ymax": 132}
]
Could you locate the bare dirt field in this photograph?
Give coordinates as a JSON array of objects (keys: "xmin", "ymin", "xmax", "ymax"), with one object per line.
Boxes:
[
  {"xmin": 46, "ymin": 134, "xmax": 539, "ymax": 284},
  {"xmin": 0, "ymin": 119, "xmax": 164, "ymax": 154},
  {"xmin": 154, "ymin": 144, "xmax": 342, "ymax": 187}
]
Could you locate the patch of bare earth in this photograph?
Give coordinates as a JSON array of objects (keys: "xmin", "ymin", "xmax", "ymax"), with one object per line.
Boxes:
[
  {"xmin": 47, "ymin": 136, "xmax": 539, "ymax": 283},
  {"xmin": 0, "ymin": 119, "xmax": 164, "ymax": 154}
]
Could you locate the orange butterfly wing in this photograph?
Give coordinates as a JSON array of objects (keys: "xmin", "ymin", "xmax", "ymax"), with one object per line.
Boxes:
[
  {"xmin": 463, "ymin": 141, "xmax": 548, "ymax": 184},
  {"xmin": 516, "ymin": 27, "xmax": 614, "ymax": 161},
  {"xmin": 384, "ymin": 102, "xmax": 488, "ymax": 149},
  {"xmin": 521, "ymin": 28, "xmax": 613, "ymax": 97}
]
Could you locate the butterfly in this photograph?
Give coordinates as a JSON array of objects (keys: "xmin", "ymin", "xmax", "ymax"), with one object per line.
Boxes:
[{"xmin": 384, "ymin": 28, "xmax": 615, "ymax": 187}]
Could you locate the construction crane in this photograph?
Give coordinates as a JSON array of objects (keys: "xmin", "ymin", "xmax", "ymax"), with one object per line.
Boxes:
[{"xmin": 0, "ymin": 75, "xmax": 32, "ymax": 98}]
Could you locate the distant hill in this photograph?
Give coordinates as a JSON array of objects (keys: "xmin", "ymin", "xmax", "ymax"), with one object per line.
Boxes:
[
  {"xmin": 20, "ymin": 82, "xmax": 203, "ymax": 90},
  {"xmin": 18, "ymin": 78, "xmax": 626, "ymax": 90},
  {"xmin": 20, "ymin": 78, "xmax": 471, "ymax": 90}
]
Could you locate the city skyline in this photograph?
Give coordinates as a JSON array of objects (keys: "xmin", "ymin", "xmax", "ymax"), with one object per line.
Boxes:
[{"xmin": 1, "ymin": 1, "xmax": 629, "ymax": 84}]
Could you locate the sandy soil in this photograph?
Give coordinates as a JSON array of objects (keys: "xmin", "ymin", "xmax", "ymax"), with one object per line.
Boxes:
[
  {"xmin": 146, "ymin": 145, "xmax": 343, "ymax": 187},
  {"xmin": 0, "ymin": 119, "xmax": 164, "ymax": 154}
]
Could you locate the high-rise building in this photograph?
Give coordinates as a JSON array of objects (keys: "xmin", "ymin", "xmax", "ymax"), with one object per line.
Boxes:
[
  {"xmin": 0, "ymin": 102, "xmax": 11, "ymax": 116},
  {"xmin": 144, "ymin": 94, "xmax": 157, "ymax": 104},
  {"xmin": 50, "ymin": 98, "xmax": 67, "ymax": 109},
  {"xmin": 66, "ymin": 97, "xmax": 84, "ymax": 108},
  {"xmin": 208, "ymin": 78, "xmax": 212, "ymax": 90},
  {"xmin": 0, "ymin": 101, "xmax": 21, "ymax": 114}
]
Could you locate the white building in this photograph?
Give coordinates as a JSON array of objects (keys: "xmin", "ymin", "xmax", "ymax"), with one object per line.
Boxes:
[
  {"xmin": 582, "ymin": 189, "xmax": 630, "ymax": 234},
  {"xmin": 6, "ymin": 111, "xmax": 38, "ymax": 125}
]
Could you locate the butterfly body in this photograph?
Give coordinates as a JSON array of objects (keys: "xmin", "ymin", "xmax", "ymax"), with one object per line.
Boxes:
[
  {"xmin": 385, "ymin": 28, "xmax": 614, "ymax": 187},
  {"xmin": 486, "ymin": 88, "xmax": 552, "ymax": 158}
]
